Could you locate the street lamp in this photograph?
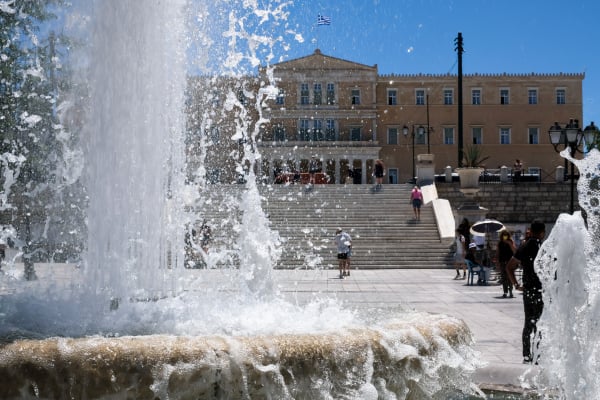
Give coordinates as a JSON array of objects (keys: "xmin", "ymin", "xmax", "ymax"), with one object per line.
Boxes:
[
  {"xmin": 403, "ymin": 124, "xmax": 425, "ymax": 184},
  {"xmin": 548, "ymin": 118, "xmax": 600, "ymax": 214},
  {"xmin": 425, "ymin": 93, "xmax": 431, "ymax": 154}
]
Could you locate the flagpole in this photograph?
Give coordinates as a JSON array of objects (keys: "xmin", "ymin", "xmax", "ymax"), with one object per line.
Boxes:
[
  {"xmin": 314, "ymin": 17, "xmax": 319, "ymax": 51},
  {"xmin": 315, "ymin": 14, "xmax": 331, "ymax": 51}
]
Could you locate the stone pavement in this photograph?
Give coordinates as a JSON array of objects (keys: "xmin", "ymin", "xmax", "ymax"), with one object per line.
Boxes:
[
  {"xmin": 274, "ymin": 268, "xmax": 523, "ymax": 365},
  {"xmin": 273, "ymin": 268, "xmax": 539, "ymax": 392},
  {"xmin": 2, "ymin": 264, "xmax": 537, "ymax": 392}
]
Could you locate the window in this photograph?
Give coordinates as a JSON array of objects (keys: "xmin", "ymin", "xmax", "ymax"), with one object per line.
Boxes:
[
  {"xmin": 471, "ymin": 89, "xmax": 481, "ymax": 105},
  {"xmin": 211, "ymin": 91, "xmax": 220, "ymax": 107},
  {"xmin": 387, "ymin": 89, "xmax": 397, "ymax": 105},
  {"xmin": 500, "ymin": 127, "xmax": 511, "ymax": 144},
  {"xmin": 273, "ymin": 124, "xmax": 285, "ymax": 141},
  {"xmin": 208, "ymin": 127, "xmax": 219, "ymax": 143},
  {"xmin": 313, "ymin": 119, "xmax": 323, "ymax": 140},
  {"xmin": 351, "ymin": 127, "xmax": 361, "ymax": 141},
  {"xmin": 351, "ymin": 89, "xmax": 361, "ymax": 105},
  {"xmin": 275, "ymin": 88, "xmax": 284, "ymax": 105},
  {"xmin": 313, "ymin": 83, "xmax": 322, "ymax": 105},
  {"xmin": 325, "ymin": 119, "xmax": 336, "ymax": 141},
  {"xmin": 556, "ymin": 88, "xmax": 566, "ymax": 105},
  {"xmin": 237, "ymin": 89, "xmax": 247, "ymax": 106},
  {"xmin": 326, "ymin": 83, "xmax": 335, "ymax": 105},
  {"xmin": 207, "ymin": 169, "xmax": 221, "ymax": 184},
  {"xmin": 299, "ymin": 119, "xmax": 310, "ymax": 140},
  {"xmin": 416, "ymin": 127, "xmax": 426, "ymax": 145},
  {"xmin": 300, "ymin": 83, "xmax": 309, "ymax": 105},
  {"xmin": 528, "ymin": 127, "xmax": 539, "ymax": 144},
  {"xmin": 528, "ymin": 89, "xmax": 538, "ymax": 105},
  {"xmin": 415, "ymin": 89, "xmax": 425, "ymax": 105},
  {"xmin": 387, "ymin": 127, "xmax": 398, "ymax": 144},
  {"xmin": 443, "ymin": 127, "xmax": 454, "ymax": 145},
  {"xmin": 472, "ymin": 127, "xmax": 483, "ymax": 144},
  {"xmin": 500, "ymin": 88, "xmax": 510, "ymax": 105},
  {"xmin": 443, "ymin": 89, "xmax": 454, "ymax": 105}
]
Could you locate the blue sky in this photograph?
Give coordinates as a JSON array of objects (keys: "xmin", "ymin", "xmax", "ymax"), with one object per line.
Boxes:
[{"xmin": 271, "ymin": 0, "xmax": 600, "ymax": 126}]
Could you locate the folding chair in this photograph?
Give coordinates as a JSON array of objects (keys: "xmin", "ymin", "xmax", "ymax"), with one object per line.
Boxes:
[{"xmin": 465, "ymin": 259, "xmax": 482, "ymax": 286}]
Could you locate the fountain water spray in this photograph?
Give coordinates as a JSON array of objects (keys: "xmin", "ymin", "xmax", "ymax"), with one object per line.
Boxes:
[
  {"xmin": 534, "ymin": 148, "xmax": 600, "ymax": 397},
  {"xmin": 0, "ymin": 1, "xmax": 483, "ymax": 398}
]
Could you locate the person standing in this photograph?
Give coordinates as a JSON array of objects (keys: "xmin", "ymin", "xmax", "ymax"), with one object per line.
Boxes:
[
  {"xmin": 506, "ymin": 219, "xmax": 546, "ymax": 364},
  {"xmin": 374, "ymin": 159, "xmax": 385, "ymax": 191},
  {"xmin": 453, "ymin": 228, "xmax": 467, "ymax": 279},
  {"xmin": 334, "ymin": 228, "xmax": 352, "ymax": 279},
  {"xmin": 497, "ymin": 230, "xmax": 516, "ymax": 298},
  {"xmin": 513, "ymin": 159, "xmax": 523, "ymax": 183},
  {"xmin": 409, "ymin": 186, "xmax": 423, "ymax": 220}
]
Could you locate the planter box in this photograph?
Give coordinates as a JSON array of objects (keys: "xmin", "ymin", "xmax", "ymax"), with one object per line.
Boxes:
[
  {"xmin": 456, "ymin": 167, "xmax": 483, "ymax": 189},
  {"xmin": 417, "ymin": 153, "xmax": 435, "ymax": 164}
]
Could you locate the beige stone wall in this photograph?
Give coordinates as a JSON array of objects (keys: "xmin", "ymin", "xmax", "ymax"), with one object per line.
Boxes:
[
  {"xmin": 187, "ymin": 51, "xmax": 584, "ymax": 185},
  {"xmin": 376, "ymin": 73, "xmax": 583, "ymax": 183}
]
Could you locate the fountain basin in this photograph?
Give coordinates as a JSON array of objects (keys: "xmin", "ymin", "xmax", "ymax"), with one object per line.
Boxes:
[{"xmin": 0, "ymin": 314, "xmax": 476, "ymax": 399}]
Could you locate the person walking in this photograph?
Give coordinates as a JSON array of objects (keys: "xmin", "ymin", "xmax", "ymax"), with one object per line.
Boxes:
[
  {"xmin": 409, "ymin": 185, "xmax": 423, "ymax": 220},
  {"xmin": 506, "ymin": 219, "xmax": 546, "ymax": 364},
  {"xmin": 334, "ymin": 228, "xmax": 352, "ymax": 279},
  {"xmin": 453, "ymin": 228, "xmax": 467, "ymax": 280},
  {"xmin": 497, "ymin": 230, "xmax": 516, "ymax": 298},
  {"xmin": 373, "ymin": 159, "xmax": 385, "ymax": 191}
]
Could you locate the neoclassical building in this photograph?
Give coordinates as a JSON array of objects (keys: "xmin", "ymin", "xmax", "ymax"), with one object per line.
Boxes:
[{"xmin": 188, "ymin": 49, "xmax": 584, "ymax": 184}]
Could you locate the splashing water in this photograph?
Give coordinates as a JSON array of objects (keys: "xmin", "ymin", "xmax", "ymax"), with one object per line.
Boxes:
[
  {"xmin": 0, "ymin": 1, "xmax": 484, "ymax": 398},
  {"xmin": 534, "ymin": 148, "xmax": 600, "ymax": 397}
]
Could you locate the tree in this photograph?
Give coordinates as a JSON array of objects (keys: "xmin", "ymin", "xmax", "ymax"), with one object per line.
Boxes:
[{"xmin": 1, "ymin": 0, "xmax": 83, "ymax": 278}]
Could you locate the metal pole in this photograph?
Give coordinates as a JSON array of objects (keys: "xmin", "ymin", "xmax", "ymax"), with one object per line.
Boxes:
[
  {"xmin": 426, "ymin": 93, "xmax": 431, "ymax": 153},
  {"xmin": 412, "ymin": 129, "xmax": 416, "ymax": 183},
  {"xmin": 570, "ymin": 145, "xmax": 575, "ymax": 214},
  {"xmin": 455, "ymin": 33, "xmax": 464, "ymax": 167}
]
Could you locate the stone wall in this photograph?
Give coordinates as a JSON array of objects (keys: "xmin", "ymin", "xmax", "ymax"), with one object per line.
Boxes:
[{"xmin": 435, "ymin": 182, "xmax": 578, "ymax": 224}]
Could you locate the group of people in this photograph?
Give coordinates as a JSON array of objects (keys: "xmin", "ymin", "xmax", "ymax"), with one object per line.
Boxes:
[{"xmin": 454, "ymin": 218, "xmax": 546, "ymax": 364}]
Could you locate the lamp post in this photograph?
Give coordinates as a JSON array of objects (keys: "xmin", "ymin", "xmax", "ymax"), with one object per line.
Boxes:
[
  {"xmin": 548, "ymin": 118, "xmax": 600, "ymax": 214},
  {"xmin": 425, "ymin": 93, "xmax": 431, "ymax": 154},
  {"xmin": 403, "ymin": 124, "xmax": 425, "ymax": 184}
]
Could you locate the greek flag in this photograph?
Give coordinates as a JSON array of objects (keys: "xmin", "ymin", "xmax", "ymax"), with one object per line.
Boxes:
[{"xmin": 317, "ymin": 14, "xmax": 331, "ymax": 25}]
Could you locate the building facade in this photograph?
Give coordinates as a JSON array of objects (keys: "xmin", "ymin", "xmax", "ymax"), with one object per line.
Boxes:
[{"xmin": 188, "ymin": 49, "xmax": 584, "ymax": 184}]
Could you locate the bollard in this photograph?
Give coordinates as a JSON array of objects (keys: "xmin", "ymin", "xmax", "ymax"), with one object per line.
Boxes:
[
  {"xmin": 556, "ymin": 165, "xmax": 565, "ymax": 182},
  {"xmin": 445, "ymin": 166, "xmax": 453, "ymax": 183},
  {"xmin": 500, "ymin": 166, "xmax": 509, "ymax": 183}
]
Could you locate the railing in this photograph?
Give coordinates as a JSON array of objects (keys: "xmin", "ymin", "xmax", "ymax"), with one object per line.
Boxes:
[
  {"xmin": 258, "ymin": 140, "xmax": 380, "ymax": 148},
  {"xmin": 435, "ymin": 168, "xmax": 556, "ymax": 184}
]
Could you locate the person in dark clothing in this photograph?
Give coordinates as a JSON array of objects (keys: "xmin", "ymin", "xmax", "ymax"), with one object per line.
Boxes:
[
  {"xmin": 373, "ymin": 159, "xmax": 385, "ymax": 191},
  {"xmin": 497, "ymin": 230, "xmax": 516, "ymax": 298},
  {"xmin": 457, "ymin": 218, "xmax": 471, "ymax": 248},
  {"xmin": 506, "ymin": 220, "xmax": 546, "ymax": 364}
]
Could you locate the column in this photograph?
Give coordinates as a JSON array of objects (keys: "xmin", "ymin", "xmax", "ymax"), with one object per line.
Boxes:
[
  {"xmin": 270, "ymin": 159, "xmax": 277, "ymax": 183},
  {"xmin": 256, "ymin": 158, "xmax": 263, "ymax": 181},
  {"xmin": 334, "ymin": 158, "xmax": 341, "ymax": 184},
  {"xmin": 361, "ymin": 158, "xmax": 367, "ymax": 184}
]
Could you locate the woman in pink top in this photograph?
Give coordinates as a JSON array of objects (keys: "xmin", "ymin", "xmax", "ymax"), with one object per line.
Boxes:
[{"xmin": 410, "ymin": 186, "xmax": 423, "ymax": 220}]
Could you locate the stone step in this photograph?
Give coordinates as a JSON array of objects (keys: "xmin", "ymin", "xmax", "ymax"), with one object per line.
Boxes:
[{"xmin": 193, "ymin": 184, "xmax": 452, "ymax": 270}]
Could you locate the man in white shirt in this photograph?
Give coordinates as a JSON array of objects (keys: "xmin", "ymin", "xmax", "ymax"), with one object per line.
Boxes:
[{"xmin": 334, "ymin": 228, "xmax": 352, "ymax": 279}]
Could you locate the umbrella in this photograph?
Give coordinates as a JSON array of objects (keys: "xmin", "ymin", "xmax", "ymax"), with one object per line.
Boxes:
[{"xmin": 470, "ymin": 219, "xmax": 505, "ymax": 236}]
